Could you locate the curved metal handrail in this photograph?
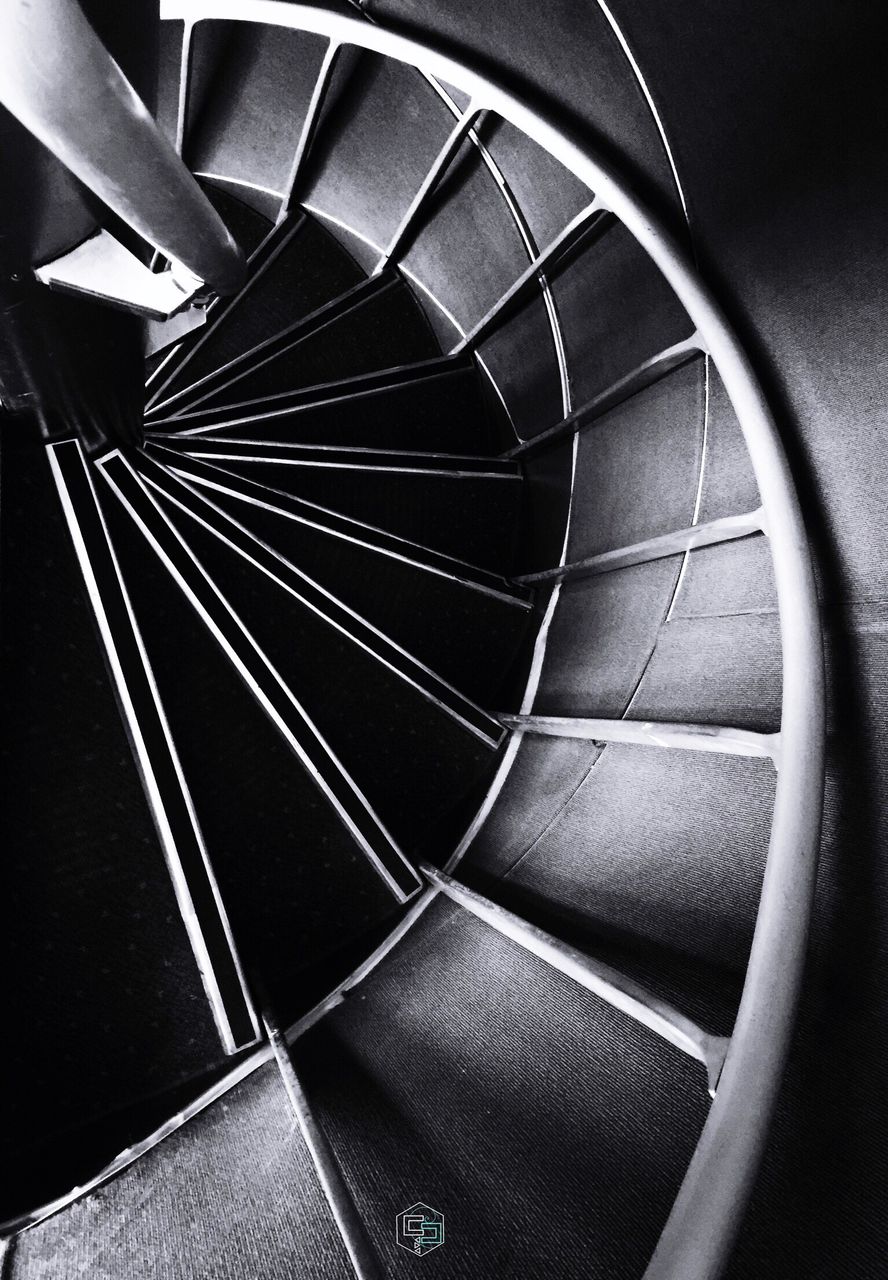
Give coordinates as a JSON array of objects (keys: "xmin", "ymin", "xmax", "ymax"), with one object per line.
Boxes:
[
  {"xmin": 157, "ymin": 8, "xmax": 822, "ymax": 1277},
  {"xmin": 17, "ymin": 2, "xmax": 820, "ymax": 1274},
  {"xmin": 0, "ymin": 0, "xmax": 245, "ymax": 294}
]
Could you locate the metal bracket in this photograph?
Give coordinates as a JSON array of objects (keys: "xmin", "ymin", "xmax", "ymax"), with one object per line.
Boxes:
[{"xmin": 34, "ymin": 229, "xmax": 211, "ymax": 320}]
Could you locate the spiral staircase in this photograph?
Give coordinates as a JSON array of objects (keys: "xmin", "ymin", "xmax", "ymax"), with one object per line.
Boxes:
[{"xmin": 2, "ymin": 2, "xmax": 885, "ymax": 1278}]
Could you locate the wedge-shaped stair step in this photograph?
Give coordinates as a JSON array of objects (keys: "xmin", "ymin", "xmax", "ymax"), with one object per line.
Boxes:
[
  {"xmin": 147, "ymin": 355, "xmax": 487, "ymax": 451},
  {"xmin": 11, "ymin": 1061, "xmax": 354, "ymax": 1280},
  {"xmin": 454, "ymin": 198, "xmax": 612, "ymax": 354},
  {"xmin": 466, "ymin": 742, "xmax": 777, "ymax": 976},
  {"xmin": 154, "ymin": 272, "xmax": 387, "ymax": 418},
  {"xmin": 159, "ymin": 444, "xmax": 523, "ymax": 573},
  {"xmin": 147, "ymin": 211, "xmax": 364, "ymax": 412},
  {"xmin": 292, "ymin": 898, "xmax": 709, "ymax": 1279},
  {"xmin": 96, "ymin": 449, "xmax": 422, "ymax": 902},
  {"xmin": 168, "ymin": 272, "xmax": 439, "ymax": 417},
  {"xmin": 138, "ymin": 451, "xmax": 505, "ymax": 746},
  {"xmin": 423, "ymin": 865, "xmax": 729, "ymax": 1095},
  {"xmin": 458, "ymin": 863, "xmax": 746, "ymax": 1043},
  {"xmin": 147, "ymin": 212, "xmax": 291, "ymax": 401},
  {"xmin": 149, "ymin": 447, "xmax": 528, "ymax": 601}
]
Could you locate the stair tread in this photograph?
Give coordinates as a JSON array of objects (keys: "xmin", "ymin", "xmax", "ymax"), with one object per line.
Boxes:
[
  {"xmin": 458, "ymin": 865, "xmax": 744, "ymax": 1035},
  {"xmin": 564, "ymin": 357, "xmax": 704, "ymax": 567},
  {"xmin": 151, "ymin": 448, "xmax": 523, "ymax": 593},
  {"xmin": 140, "ymin": 453, "xmax": 504, "ymax": 745},
  {"xmin": 7, "ymin": 1058, "xmax": 247, "ymax": 1226},
  {"xmin": 630, "ymin": 606, "xmax": 782, "ymax": 734},
  {"xmin": 150, "ymin": 354, "xmax": 463, "ymax": 428},
  {"xmin": 549, "ymin": 223, "xmax": 692, "ymax": 414},
  {"xmin": 536, "ymin": 556, "xmax": 684, "ymax": 717},
  {"xmin": 294, "ymin": 899, "xmax": 709, "ymax": 1279},
  {"xmin": 154, "ymin": 437, "xmax": 517, "ymax": 474},
  {"xmin": 467, "ymin": 740, "xmax": 776, "ymax": 974},
  {"xmin": 12, "ymin": 1062, "xmax": 349, "ymax": 1280},
  {"xmin": 186, "ymin": 23, "xmax": 332, "ymax": 198}
]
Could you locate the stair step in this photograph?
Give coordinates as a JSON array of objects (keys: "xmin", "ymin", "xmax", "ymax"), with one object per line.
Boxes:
[
  {"xmin": 516, "ymin": 356, "xmax": 706, "ymax": 579},
  {"xmin": 630, "ymin": 609, "xmax": 783, "ymax": 734},
  {"xmin": 4, "ymin": 1057, "xmax": 254, "ymax": 1229},
  {"xmin": 423, "ymin": 863, "xmax": 731, "ymax": 1093},
  {"xmin": 147, "ymin": 357, "xmax": 495, "ymax": 452},
  {"xmin": 466, "ymin": 741, "xmax": 777, "ymax": 974},
  {"xmin": 147, "ymin": 211, "xmax": 364, "ymax": 413},
  {"xmin": 546, "ymin": 223, "xmax": 694, "ymax": 427},
  {"xmin": 265, "ymin": 1014, "xmax": 381, "ymax": 1280},
  {"xmin": 179, "ymin": 272, "xmax": 440, "ymax": 415},
  {"xmin": 150, "ymin": 353, "xmax": 468, "ymax": 429},
  {"xmin": 457, "ymin": 867, "xmax": 745, "ymax": 1038},
  {"xmin": 169, "ymin": 449, "xmax": 523, "ymax": 574},
  {"xmin": 11, "ymin": 1062, "xmax": 351, "ymax": 1280},
  {"xmin": 293, "ymin": 898, "xmax": 709, "ymax": 1279},
  {"xmin": 156, "ymin": 272, "xmax": 391, "ymax": 417},
  {"xmin": 185, "ymin": 23, "xmax": 336, "ymax": 201},
  {"xmin": 535, "ymin": 557, "xmax": 684, "ymax": 717},
  {"xmin": 48, "ymin": 440, "xmax": 261, "ymax": 1057}
]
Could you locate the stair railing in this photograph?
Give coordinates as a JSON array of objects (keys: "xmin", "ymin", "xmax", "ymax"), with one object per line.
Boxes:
[{"xmin": 0, "ymin": 0, "xmax": 245, "ymax": 297}]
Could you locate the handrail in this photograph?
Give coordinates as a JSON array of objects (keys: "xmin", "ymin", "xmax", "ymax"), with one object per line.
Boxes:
[
  {"xmin": 117, "ymin": 3, "xmax": 821, "ymax": 1275},
  {"xmin": 0, "ymin": 0, "xmax": 245, "ymax": 295}
]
